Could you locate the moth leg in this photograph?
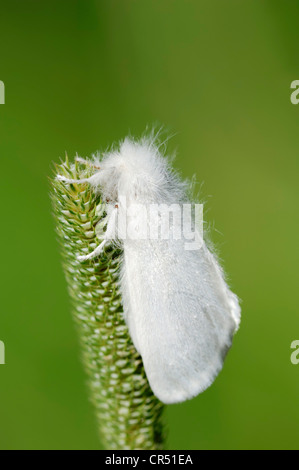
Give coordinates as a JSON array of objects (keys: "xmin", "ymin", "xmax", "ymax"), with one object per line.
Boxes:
[
  {"xmin": 56, "ymin": 172, "xmax": 101, "ymax": 186},
  {"xmin": 78, "ymin": 204, "xmax": 119, "ymax": 262},
  {"xmin": 75, "ymin": 156, "xmax": 101, "ymax": 169},
  {"xmin": 77, "ymin": 240, "xmax": 107, "ymax": 262},
  {"xmin": 56, "ymin": 174, "xmax": 92, "ymax": 185}
]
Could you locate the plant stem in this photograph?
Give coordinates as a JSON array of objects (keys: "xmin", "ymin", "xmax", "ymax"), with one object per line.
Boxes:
[{"xmin": 51, "ymin": 158, "xmax": 166, "ymax": 450}]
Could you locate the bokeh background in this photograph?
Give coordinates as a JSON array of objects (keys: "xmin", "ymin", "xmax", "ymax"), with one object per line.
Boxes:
[{"xmin": 0, "ymin": 0, "xmax": 299, "ymax": 450}]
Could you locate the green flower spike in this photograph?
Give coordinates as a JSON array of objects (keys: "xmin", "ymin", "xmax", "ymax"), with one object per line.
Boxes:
[{"xmin": 51, "ymin": 157, "xmax": 165, "ymax": 450}]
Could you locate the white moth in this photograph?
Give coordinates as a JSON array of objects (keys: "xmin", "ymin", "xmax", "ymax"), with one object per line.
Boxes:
[{"xmin": 57, "ymin": 136, "xmax": 241, "ymax": 404}]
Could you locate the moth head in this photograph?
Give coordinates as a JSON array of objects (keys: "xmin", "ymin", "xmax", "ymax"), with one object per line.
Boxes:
[{"xmin": 99, "ymin": 138, "xmax": 171, "ymax": 203}]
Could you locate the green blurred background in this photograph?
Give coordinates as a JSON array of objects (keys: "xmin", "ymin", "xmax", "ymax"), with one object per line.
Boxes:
[{"xmin": 0, "ymin": 0, "xmax": 298, "ymax": 450}]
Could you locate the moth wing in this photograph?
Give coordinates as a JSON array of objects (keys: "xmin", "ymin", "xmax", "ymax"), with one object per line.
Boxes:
[{"xmin": 121, "ymin": 239, "xmax": 240, "ymax": 405}]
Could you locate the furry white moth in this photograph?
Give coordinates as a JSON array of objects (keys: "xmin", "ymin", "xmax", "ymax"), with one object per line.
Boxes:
[{"xmin": 57, "ymin": 135, "xmax": 241, "ymax": 404}]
